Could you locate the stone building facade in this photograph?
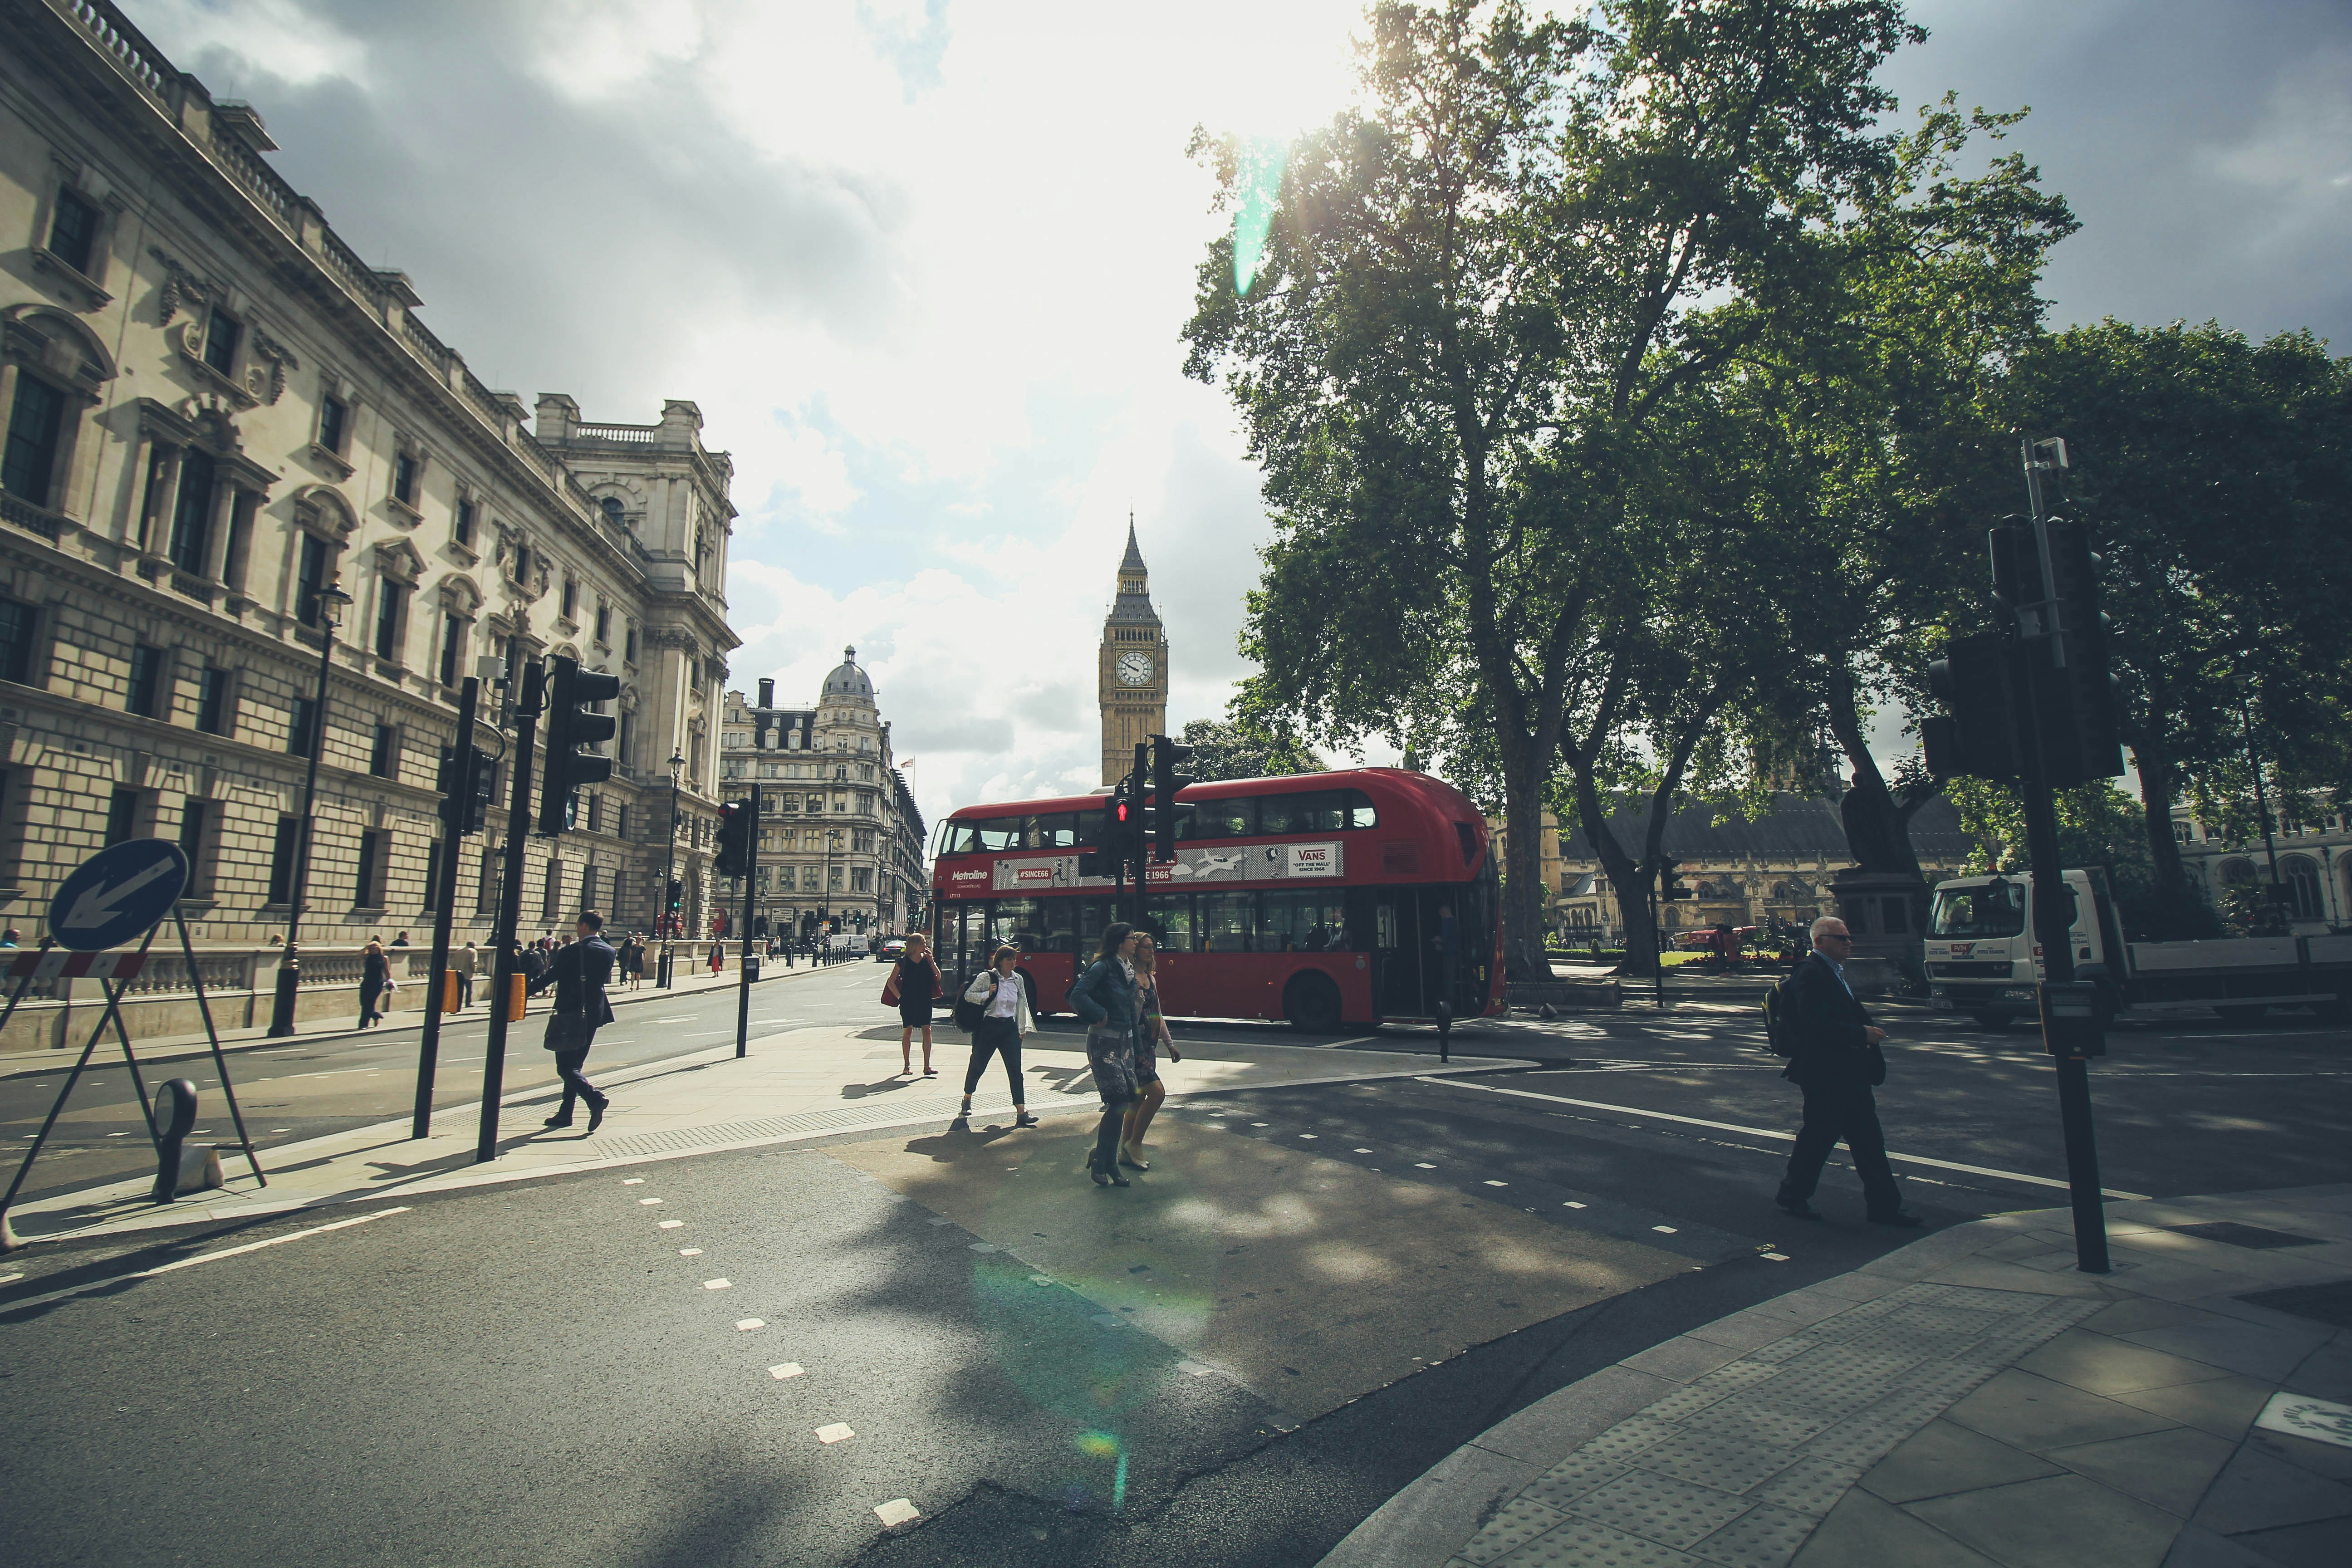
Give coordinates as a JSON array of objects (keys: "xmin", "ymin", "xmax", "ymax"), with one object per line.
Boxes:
[
  {"xmin": 0, "ymin": 0, "xmax": 739, "ymax": 986},
  {"xmin": 2172, "ymin": 803, "xmax": 2352, "ymax": 935},
  {"xmin": 717, "ymin": 649, "xmax": 926, "ymax": 939}
]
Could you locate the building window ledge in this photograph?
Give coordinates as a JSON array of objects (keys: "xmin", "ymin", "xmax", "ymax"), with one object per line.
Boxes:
[
  {"xmin": 384, "ymin": 495, "xmax": 423, "ymax": 527},
  {"xmin": 350, "ymin": 905, "xmax": 387, "ymax": 917},
  {"xmin": 446, "ymin": 537, "xmax": 478, "ymax": 566},
  {"xmin": 172, "ymin": 572, "xmax": 220, "ymax": 605},
  {"xmin": 307, "ymin": 442, "xmax": 355, "ymax": 480},
  {"xmin": 29, "ymin": 247, "xmax": 111, "ymax": 308},
  {"xmin": 176, "ymin": 347, "xmax": 258, "ymax": 409}
]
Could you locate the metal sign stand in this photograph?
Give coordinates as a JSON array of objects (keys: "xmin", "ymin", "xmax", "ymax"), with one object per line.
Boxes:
[
  {"xmin": 171, "ymin": 901, "xmax": 265, "ymax": 1190},
  {"xmin": 0, "ymin": 887, "xmax": 266, "ymax": 1250}
]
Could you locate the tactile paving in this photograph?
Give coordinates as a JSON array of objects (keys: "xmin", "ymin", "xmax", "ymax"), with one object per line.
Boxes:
[
  {"xmin": 1741, "ymin": 1455, "xmax": 1864, "ymax": 1515},
  {"xmin": 1688, "ymin": 1499, "xmax": 1815, "ymax": 1568},
  {"xmin": 1491, "ymin": 1514, "xmax": 1711, "ymax": 1568},
  {"xmin": 1629, "ymin": 1429, "xmax": 1794, "ymax": 1494},
  {"xmin": 1566, "ymin": 1469, "xmax": 1755, "ymax": 1549},
  {"xmin": 1460, "ymin": 1497, "xmax": 1571, "ymax": 1565}
]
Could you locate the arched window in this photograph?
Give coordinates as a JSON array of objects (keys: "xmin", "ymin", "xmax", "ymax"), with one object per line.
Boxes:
[
  {"xmin": 2281, "ymin": 855, "xmax": 2324, "ymax": 920},
  {"xmin": 599, "ymin": 496, "xmax": 625, "ymax": 526},
  {"xmin": 2217, "ymin": 858, "xmax": 2258, "ymax": 887}
]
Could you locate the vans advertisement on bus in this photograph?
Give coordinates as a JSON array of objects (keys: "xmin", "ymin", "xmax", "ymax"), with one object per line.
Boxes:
[{"xmin": 927, "ymin": 768, "xmax": 1505, "ymax": 1034}]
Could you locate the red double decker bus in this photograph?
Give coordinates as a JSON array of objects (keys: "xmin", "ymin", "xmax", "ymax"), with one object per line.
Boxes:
[{"xmin": 927, "ymin": 768, "xmax": 1504, "ymax": 1031}]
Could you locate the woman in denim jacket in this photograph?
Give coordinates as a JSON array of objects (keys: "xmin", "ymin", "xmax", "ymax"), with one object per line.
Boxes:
[{"xmin": 1066, "ymin": 922, "xmax": 1143, "ymax": 1186}]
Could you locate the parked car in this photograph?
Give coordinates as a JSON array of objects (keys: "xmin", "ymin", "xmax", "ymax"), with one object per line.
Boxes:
[{"xmin": 877, "ymin": 937, "xmax": 907, "ymax": 963}]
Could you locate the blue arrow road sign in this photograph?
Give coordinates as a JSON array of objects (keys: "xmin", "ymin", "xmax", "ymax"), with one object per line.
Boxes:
[{"xmin": 48, "ymin": 841, "xmax": 189, "ymax": 953}]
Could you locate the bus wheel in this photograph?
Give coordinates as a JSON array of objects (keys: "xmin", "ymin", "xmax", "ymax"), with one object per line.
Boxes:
[{"xmin": 1283, "ymin": 973, "xmax": 1343, "ymax": 1034}]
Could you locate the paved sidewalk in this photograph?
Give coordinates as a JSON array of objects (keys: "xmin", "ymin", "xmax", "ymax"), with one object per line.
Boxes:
[
  {"xmin": 5, "ymin": 1018, "xmax": 1524, "ymax": 1245},
  {"xmin": 1321, "ymin": 1187, "xmax": 2352, "ymax": 1568},
  {"xmin": 0, "ymin": 952, "xmax": 844, "ymax": 1073}
]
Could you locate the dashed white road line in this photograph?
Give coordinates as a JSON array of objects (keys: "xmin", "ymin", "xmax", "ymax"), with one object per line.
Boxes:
[
  {"xmin": 735, "ymin": 1318, "xmax": 765, "ymax": 1331},
  {"xmin": 1422, "ymin": 1077, "xmax": 2153, "ymax": 1200},
  {"xmin": 702, "ymin": 1278, "xmax": 732, "ymax": 1290},
  {"xmin": 816, "ymin": 1423, "xmax": 855, "ymax": 1444},
  {"xmin": 770, "ymin": 1363, "xmax": 805, "ymax": 1379},
  {"xmin": 874, "ymin": 1498, "xmax": 920, "ymax": 1528}
]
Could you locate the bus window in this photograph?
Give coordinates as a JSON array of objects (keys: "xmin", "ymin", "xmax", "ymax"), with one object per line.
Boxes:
[
  {"xmin": 1346, "ymin": 789, "xmax": 1378, "ymax": 829},
  {"xmin": 1190, "ymin": 797, "xmax": 1258, "ymax": 840},
  {"xmin": 987, "ymin": 898, "xmax": 1049, "ymax": 953},
  {"xmin": 1259, "ymin": 792, "xmax": 1328, "ymax": 835},
  {"xmin": 1078, "ymin": 897, "xmax": 1113, "ymax": 955},
  {"xmin": 1145, "ymin": 892, "xmax": 1199, "ymax": 953},
  {"xmin": 1264, "ymin": 889, "xmax": 1350, "ymax": 951},
  {"xmin": 975, "ymin": 818, "xmax": 1025, "ymax": 852},
  {"xmin": 944, "ymin": 821, "xmax": 982, "ymax": 853},
  {"xmin": 1025, "ymin": 813, "xmax": 1078, "ymax": 849},
  {"xmin": 1202, "ymin": 891, "xmax": 1256, "ymax": 952}
]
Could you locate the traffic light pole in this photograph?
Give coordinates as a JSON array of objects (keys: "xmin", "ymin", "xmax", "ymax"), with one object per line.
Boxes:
[
  {"xmin": 735, "ymin": 784, "xmax": 758, "ymax": 1058},
  {"xmin": 413, "ymin": 675, "xmax": 479, "ymax": 1139},
  {"xmin": 477, "ymin": 660, "xmax": 544, "ymax": 1165}
]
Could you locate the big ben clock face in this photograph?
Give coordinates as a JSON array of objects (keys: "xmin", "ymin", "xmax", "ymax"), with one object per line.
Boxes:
[{"xmin": 1116, "ymin": 650, "xmax": 1155, "ymax": 686}]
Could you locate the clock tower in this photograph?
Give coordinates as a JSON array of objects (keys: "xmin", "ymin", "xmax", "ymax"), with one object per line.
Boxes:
[{"xmin": 1099, "ymin": 519, "xmax": 1169, "ymax": 784}]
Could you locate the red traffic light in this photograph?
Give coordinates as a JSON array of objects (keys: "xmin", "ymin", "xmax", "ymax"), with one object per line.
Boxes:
[{"xmin": 1115, "ymin": 802, "xmax": 1131, "ymax": 823}]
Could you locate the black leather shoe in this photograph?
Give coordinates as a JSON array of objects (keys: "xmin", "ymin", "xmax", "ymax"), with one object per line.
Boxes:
[
  {"xmin": 542, "ymin": 1114, "xmax": 573, "ymax": 1128},
  {"xmin": 587, "ymin": 1098, "xmax": 608, "ymax": 1133},
  {"xmin": 1775, "ymin": 1191, "xmax": 1823, "ymax": 1220},
  {"xmin": 1868, "ymin": 1210, "xmax": 1926, "ymax": 1228}
]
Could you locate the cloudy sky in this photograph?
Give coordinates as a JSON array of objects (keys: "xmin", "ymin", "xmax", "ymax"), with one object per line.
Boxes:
[{"xmin": 127, "ymin": 0, "xmax": 2352, "ymax": 828}]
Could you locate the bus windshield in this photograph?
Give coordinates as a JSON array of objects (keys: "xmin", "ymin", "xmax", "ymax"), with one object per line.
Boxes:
[{"xmin": 1930, "ymin": 882, "xmax": 2026, "ymax": 939}]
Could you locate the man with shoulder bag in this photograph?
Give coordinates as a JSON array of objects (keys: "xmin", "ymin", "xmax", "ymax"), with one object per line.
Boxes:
[
  {"xmin": 530, "ymin": 909, "xmax": 618, "ymax": 1132},
  {"xmin": 1773, "ymin": 916, "xmax": 1921, "ymax": 1227}
]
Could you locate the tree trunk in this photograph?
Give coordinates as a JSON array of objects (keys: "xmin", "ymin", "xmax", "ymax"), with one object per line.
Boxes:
[
  {"xmin": 2132, "ymin": 744, "xmax": 2210, "ymax": 938},
  {"xmin": 1499, "ymin": 739, "xmax": 1552, "ymax": 983},
  {"xmin": 1823, "ymin": 669, "xmax": 1924, "ymax": 881},
  {"xmin": 1569, "ymin": 767, "xmax": 1656, "ymax": 977}
]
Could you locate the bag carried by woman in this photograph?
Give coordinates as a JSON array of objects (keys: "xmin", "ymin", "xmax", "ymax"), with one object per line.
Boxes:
[{"xmin": 953, "ymin": 969, "xmax": 993, "ymax": 1033}]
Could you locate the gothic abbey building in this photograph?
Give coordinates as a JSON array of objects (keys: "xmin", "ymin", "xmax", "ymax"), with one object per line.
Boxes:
[{"xmin": 0, "ymin": 1, "xmax": 742, "ymax": 975}]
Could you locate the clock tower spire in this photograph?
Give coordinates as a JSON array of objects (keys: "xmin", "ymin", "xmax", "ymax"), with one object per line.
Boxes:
[{"xmin": 1099, "ymin": 515, "xmax": 1169, "ymax": 784}]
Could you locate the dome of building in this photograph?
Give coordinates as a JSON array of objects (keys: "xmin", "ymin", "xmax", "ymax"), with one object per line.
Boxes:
[{"xmin": 823, "ymin": 645, "xmax": 873, "ymax": 702}]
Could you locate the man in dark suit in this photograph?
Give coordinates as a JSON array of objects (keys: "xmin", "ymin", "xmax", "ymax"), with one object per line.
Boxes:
[
  {"xmin": 531, "ymin": 909, "xmax": 618, "ymax": 1132},
  {"xmin": 1775, "ymin": 916, "xmax": 1921, "ymax": 1226}
]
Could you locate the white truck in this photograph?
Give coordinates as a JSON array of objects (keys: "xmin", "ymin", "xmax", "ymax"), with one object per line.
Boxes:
[{"xmin": 1925, "ymin": 868, "xmax": 2352, "ymax": 1028}]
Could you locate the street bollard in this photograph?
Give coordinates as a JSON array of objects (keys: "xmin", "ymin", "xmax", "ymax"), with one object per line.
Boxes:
[
  {"xmin": 1436, "ymin": 999, "xmax": 1452, "ymax": 1063},
  {"xmin": 150, "ymin": 1079, "xmax": 222, "ymax": 1203}
]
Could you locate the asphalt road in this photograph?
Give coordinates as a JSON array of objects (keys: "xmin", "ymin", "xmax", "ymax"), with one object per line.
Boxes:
[
  {"xmin": 2, "ymin": 974, "xmax": 2346, "ymax": 1567},
  {"xmin": 0, "ymin": 955, "xmax": 889, "ymax": 1206}
]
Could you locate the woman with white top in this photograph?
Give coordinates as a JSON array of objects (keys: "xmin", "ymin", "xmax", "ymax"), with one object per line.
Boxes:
[{"xmin": 956, "ymin": 945, "xmax": 1039, "ymax": 1127}]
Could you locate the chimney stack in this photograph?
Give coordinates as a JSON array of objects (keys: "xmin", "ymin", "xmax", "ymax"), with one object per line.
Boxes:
[{"xmin": 757, "ymin": 677, "xmax": 774, "ymax": 709}]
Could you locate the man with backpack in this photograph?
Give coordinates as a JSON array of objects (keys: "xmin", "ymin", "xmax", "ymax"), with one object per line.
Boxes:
[{"xmin": 1766, "ymin": 916, "xmax": 1921, "ymax": 1227}]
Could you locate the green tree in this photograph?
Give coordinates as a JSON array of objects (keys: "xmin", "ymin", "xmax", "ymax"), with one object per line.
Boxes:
[
  {"xmin": 1186, "ymin": 0, "xmax": 1938, "ymax": 978},
  {"xmin": 1944, "ymin": 776, "xmax": 2220, "ymax": 939},
  {"xmin": 1176, "ymin": 710, "xmax": 1325, "ymax": 783},
  {"xmin": 1992, "ymin": 323, "xmax": 2352, "ymax": 935}
]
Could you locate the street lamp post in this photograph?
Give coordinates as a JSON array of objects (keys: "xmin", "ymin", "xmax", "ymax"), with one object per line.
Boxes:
[
  {"xmin": 659, "ymin": 748, "xmax": 684, "ymax": 986},
  {"xmin": 823, "ymin": 828, "xmax": 840, "ymax": 961},
  {"xmin": 268, "ymin": 579, "xmax": 353, "ymax": 1037}
]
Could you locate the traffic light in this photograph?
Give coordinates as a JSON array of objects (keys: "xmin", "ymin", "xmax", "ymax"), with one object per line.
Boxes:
[
  {"xmin": 1658, "ymin": 857, "xmax": 1692, "ymax": 902},
  {"xmin": 2037, "ymin": 517, "xmax": 2124, "ymax": 787},
  {"xmin": 666, "ymin": 879, "xmax": 683, "ymax": 920},
  {"xmin": 1082, "ymin": 799, "xmax": 1119, "ymax": 884},
  {"xmin": 436, "ymin": 744, "xmax": 501, "ymax": 836},
  {"xmin": 1147, "ymin": 735, "xmax": 1196, "ymax": 864},
  {"xmin": 714, "ymin": 799, "xmax": 755, "ymax": 879},
  {"xmin": 537, "ymin": 655, "xmax": 622, "ymax": 835},
  {"xmin": 1923, "ymin": 633, "xmax": 2022, "ymax": 781}
]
